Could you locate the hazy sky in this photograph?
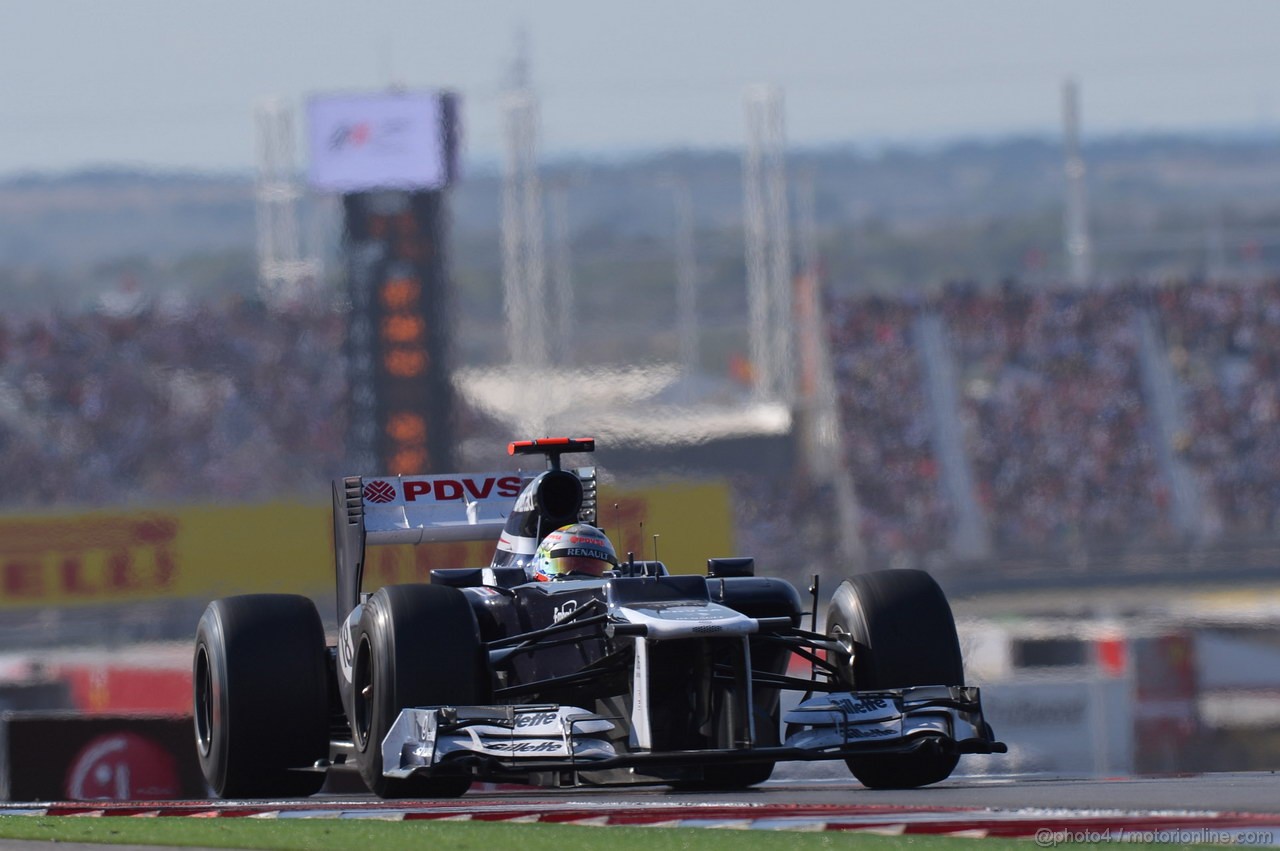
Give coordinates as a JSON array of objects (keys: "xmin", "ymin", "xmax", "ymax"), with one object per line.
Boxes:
[{"xmin": 3, "ymin": 0, "xmax": 1279, "ymax": 175}]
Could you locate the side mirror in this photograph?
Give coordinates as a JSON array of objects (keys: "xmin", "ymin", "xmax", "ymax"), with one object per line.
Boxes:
[{"xmin": 706, "ymin": 557, "xmax": 754, "ymax": 578}]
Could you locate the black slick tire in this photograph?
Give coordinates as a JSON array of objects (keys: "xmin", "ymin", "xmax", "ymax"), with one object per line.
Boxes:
[
  {"xmin": 351, "ymin": 584, "xmax": 487, "ymax": 798},
  {"xmin": 827, "ymin": 569, "xmax": 963, "ymax": 789},
  {"xmin": 193, "ymin": 594, "xmax": 329, "ymax": 798}
]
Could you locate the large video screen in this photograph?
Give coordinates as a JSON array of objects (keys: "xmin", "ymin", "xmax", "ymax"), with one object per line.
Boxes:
[{"xmin": 307, "ymin": 92, "xmax": 454, "ymax": 192}]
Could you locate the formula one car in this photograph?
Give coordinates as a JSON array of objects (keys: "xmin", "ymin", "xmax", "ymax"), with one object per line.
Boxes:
[{"xmin": 193, "ymin": 437, "xmax": 1004, "ymax": 798}]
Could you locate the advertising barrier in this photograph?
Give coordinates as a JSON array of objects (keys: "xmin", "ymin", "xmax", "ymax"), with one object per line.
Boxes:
[
  {"xmin": 0, "ymin": 713, "xmax": 205, "ymax": 801},
  {"xmin": 0, "ymin": 480, "xmax": 734, "ymax": 609},
  {"xmin": 0, "ymin": 503, "xmax": 332, "ymax": 608},
  {"xmin": 978, "ymin": 677, "xmax": 1134, "ymax": 776}
]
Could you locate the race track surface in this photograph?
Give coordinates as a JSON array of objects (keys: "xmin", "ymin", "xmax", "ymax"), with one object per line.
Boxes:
[
  {"xmin": 758, "ymin": 770, "xmax": 1280, "ymax": 813},
  {"xmin": 4, "ymin": 771, "xmax": 1280, "ymax": 842}
]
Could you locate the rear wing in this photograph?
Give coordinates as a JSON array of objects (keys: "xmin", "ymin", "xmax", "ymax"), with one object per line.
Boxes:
[
  {"xmin": 332, "ymin": 439, "xmax": 598, "ymax": 620},
  {"xmin": 342, "ymin": 472, "xmax": 523, "ymax": 544}
]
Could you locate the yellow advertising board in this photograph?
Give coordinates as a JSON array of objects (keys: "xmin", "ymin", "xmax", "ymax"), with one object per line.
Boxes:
[{"xmin": 0, "ymin": 481, "xmax": 733, "ymax": 609}]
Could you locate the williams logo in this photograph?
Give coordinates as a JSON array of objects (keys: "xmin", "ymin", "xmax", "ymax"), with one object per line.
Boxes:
[{"xmin": 553, "ymin": 600, "xmax": 579, "ymax": 623}]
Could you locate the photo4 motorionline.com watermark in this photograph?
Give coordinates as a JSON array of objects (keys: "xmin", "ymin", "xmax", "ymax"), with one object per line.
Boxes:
[{"xmin": 1035, "ymin": 827, "xmax": 1276, "ymax": 847}]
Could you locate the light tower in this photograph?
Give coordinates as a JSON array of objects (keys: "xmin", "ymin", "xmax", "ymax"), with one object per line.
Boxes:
[
  {"xmin": 1062, "ymin": 78, "xmax": 1093, "ymax": 286},
  {"xmin": 743, "ymin": 85, "xmax": 794, "ymax": 401},
  {"xmin": 794, "ymin": 169, "xmax": 830, "ymax": 465},
  {"xmin": 500, "ymin": 31, "xmax": 549, "ymax": 369},
  {"xmin": 546, "ymin": 179, "xmax": 575, "ymax": 366},
  {"xmin": 793, "ymin": 170, "xmax": 866, "ymax": 567},
  {"xmin": 254, "ymin": 98, "xmax": 320, "ymax": 305},
  {"xmin": 672, "ymin": 177, "xmax": 700, "ymax": 395}
]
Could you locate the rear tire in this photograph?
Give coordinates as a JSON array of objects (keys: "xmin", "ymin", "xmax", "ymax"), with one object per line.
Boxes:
[
  {"xmin": 193, "ymin": 594, "xmax": 329, "ymax": 798},
  {"xmin": 352, "ymin": 584, "xmax": 487, "ymax": 798},
  {"xmin": 827, "ymin": 569, "xmax": 963, "ymax": 789}
]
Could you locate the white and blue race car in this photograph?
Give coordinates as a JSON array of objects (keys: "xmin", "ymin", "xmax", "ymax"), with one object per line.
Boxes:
[{"xmin": 193, "ymin": 437, "xmax": 1004, "ymax": 798}]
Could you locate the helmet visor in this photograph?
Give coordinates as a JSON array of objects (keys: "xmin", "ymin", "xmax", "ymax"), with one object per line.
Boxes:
[{"xmin": 549, "ymin": 555, "xmax": 611, "ymax": 577}]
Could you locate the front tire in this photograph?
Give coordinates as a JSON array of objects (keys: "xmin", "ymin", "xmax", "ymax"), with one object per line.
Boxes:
[
  {"xmin": 352, "ymin": 584, "xmax": 487, "ymax": 798},
  {"xmin": 827, "ymin": 569, "xmax": 963, "ymax": 789},
  {"xmin": 193, "ymin": 594, "xmax": 329, "ymax": 798}
]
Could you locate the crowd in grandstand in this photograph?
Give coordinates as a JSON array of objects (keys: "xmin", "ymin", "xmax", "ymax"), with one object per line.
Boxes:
[
  {"xmin": 5, "ymin": 277, "xmax": 1280, "ymax": 564},
  {"xmin": 827, "ymin": 295, "xmax": 952, "ymax": 565},
  {"xmin": 941, "ymin": 283, "xmax": 1171, "ymax": 551},
  {"xmin": 0, "ymin": 298, "xmax": 348, "ymax": 507},
  {"xmin": 822, "ymin": 277, "xmax": 1280, "ymax": 562},
  {"xmin": 1155, "ymin": 279, "xmax": 1280, "ymax": 536}
]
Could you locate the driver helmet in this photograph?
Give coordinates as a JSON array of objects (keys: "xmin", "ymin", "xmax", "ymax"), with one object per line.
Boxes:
[{"xmin": 532, "ymin": 523, "xmax": 618, "ymax": 581}]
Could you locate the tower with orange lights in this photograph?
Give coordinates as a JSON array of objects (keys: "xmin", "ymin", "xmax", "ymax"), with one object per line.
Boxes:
[{"xmin": 306, "ymin": 91, "xmax": 461, "ymax": 475}]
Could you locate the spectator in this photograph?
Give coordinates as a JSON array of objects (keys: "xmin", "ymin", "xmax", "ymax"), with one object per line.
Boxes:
[
  {"xmin": 1155, "ymin": 278, "xmax": 1280, "ymax": 536},
  {"xmin": 942, "ymin": 284, "xmax": 1170, "ymax": 551},
  {"xmin": 0, "ymin": 297, "xmax": 349, "ymax": 508},
  {"xmin": 826, "ymin": 294, "xmax": 952, "ymax": 566}
]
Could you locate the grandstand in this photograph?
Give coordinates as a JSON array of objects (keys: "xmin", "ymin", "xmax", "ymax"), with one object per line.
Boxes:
[
  {"xmin": 821, "ymin": 277, "xmax": 1280, "ymax": 594},
  {"xmin": 0, "ymin": 299, "xmax": 349, "ymax": 509},
  {"xmin": 5, "ymin": 277, "xmax": 1280, "ymax": 593}
]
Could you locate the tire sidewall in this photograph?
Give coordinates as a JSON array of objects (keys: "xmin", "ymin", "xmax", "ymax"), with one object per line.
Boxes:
[
  {"xmin": 193, "ymin": 605, "xmax": 232, "ymax": 793},
  {"xmin": 192, "ymin": 594, "xmax": 329, "ymax": 798},
  {"xmin": 353, "ymin": 589, "xmax": 397, "ymax": 788}
]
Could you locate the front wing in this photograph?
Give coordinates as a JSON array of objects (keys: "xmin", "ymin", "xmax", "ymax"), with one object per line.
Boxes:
[{"xmin": 382, "ymin": 686, "xmax": 1005, "ymax": 782}]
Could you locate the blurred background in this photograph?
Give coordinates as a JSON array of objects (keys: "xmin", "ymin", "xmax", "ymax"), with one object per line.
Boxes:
[{"xmin": 3, "ymin": 0, "xmax": 1280, "ymax": 796}]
